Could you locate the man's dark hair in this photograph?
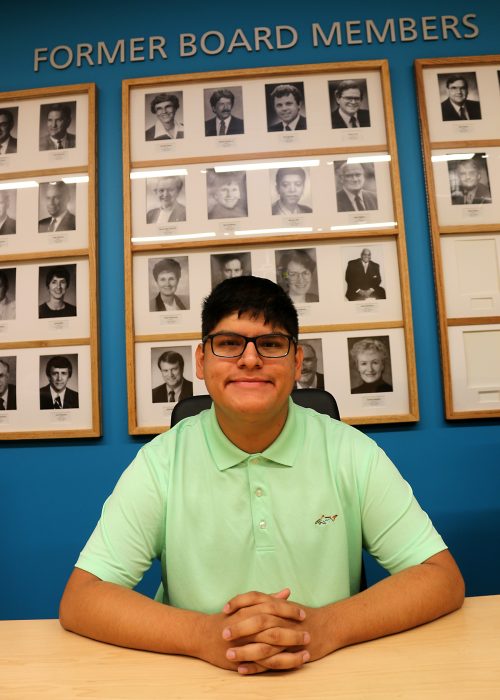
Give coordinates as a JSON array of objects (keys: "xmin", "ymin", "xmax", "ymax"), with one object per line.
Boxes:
[
  {"xmin": 150, "ymin": 93, "xmax": 180, "ymax": 113},
  {"xmin": 0, "ymin": 108, "xmax": 14, "ymax": 129},
  {"xmin": 201, "ymin": 276, "xmax": 299, "ymax": 340},
  {"xmin": 334, "ymin": 80, "xmax": 364, "ymax": 99},
  {"xmin": 446, "ymin": 74, "xmax": 468, "ymax": 89},
  {"xmin": 45, "ymin": 266, "xmax": 70, "ymax": 287},
  {"xmin": 276, "ymin": 167, "xmax": 306, "ymax": 187},
  {"xmin": 270, "ymin": 84, "xmax": 302, "ymax": 104},
  {"xmin": 209, "ymin": 89, "xmax": 235, "ymax": 109},
  {"xmin": 46, "ymin": 103, "xmax": 72, "ymax": 122},
  {"xmin": 152, "ymin": 257, "xmax": 181, "ymax": 282},
  {"xmin": 46, "ymin": 355, "xmax": 73, "ymax": 378},
  {"xmin": 157, "ymin": 350, "xmax": 184, "ymax": 373}
]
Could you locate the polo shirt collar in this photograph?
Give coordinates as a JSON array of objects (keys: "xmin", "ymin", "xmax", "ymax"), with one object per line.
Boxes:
[{"xmin": 204, "ymin": 397, "xmax": 300, "ymax": 471}]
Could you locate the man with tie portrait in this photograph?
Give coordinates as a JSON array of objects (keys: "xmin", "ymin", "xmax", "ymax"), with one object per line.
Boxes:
[
  {"xmin": 0, "ymin": 190, "xmax": 16, "ymax": 235},
  {"xmin": 40, "ymin": 354, "xmax": 79, "ymax": 410},
  {"xmin": 345, "ymin": 248, "xmax": 386, "ymax": 301},
  {"xmin": 38, "ymin": 181, "xmax": 76, "ymax": 233},
  {"xmin": 439, "ymin": 73, "xmax": 482, "ymax": 121},
  {"xmin": 266, "ymin": 83, "xmax": 307, "ymax": 132},
  {"xmin": 0, "ymin": 357, "xmax": 16, "ymax": 410},
  {"xmin": 0, "ymin": 108, "xmax": 18, "ymax": 155},
  {"xmin": 330, "ymin": 79, "xmax": 371, "ymax": 129},
  {"xmin": 335, "ymin": 161, "xmax": 378, "ymax": 213},
  {"xmin": 205, "ymin": 88, "xmax": 244, "ymax": 137},
  {"xmin": 449, "ymin": 156, "xmax": 492, "ymax": 205},
  {"xmin": 151, "ymin": 349, "xmax": 193, "ymax": 404},
  {"xmin": 39, "ymin": 102, "xmax": 76, "ymax": 150}
]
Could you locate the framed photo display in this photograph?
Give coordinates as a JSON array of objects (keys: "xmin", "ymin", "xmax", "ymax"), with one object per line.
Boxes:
[
  {"xmin": 0, "ymin": 83, "xmax": 100, "ymax": 438},
  {"xmin": 123, "ymin": 60, "xmax": 418, "ymax": 433},
  {"xmin": 415, "ymin": 55, "xmax": 500, "ymax": 419}
]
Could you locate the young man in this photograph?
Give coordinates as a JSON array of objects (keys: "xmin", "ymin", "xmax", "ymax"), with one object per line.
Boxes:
[{"xmin": 60, "ymin": 276, "xmax": 464, "ymax": 675}]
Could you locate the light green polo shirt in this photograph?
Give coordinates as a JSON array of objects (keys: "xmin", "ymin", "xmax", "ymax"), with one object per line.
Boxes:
[{"xmin": 76, "ymin": 400, "xmax": 446, "ymax": 613}]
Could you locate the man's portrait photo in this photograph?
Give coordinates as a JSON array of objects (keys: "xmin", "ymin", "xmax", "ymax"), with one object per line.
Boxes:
[
  {"xmin": 335, "ymin": 161, "xmax": 378, "ymax": 212},
  {"xmin": 206, "ymin": 170, "xmax": 248, "ymax": 220},
  {"xmin": 448, "ymin": 154, "xmax": 492, "ymax": 205},
  {"xmin": 329, "ymin": 79, "xmax": 371, "ymax": 129},
  {"xmin": 265, "ymin": 82, "xmax": 307, "ymax": 132},
  {"xmin": 204, "ymin": 87, "xmax": 244, "ymax": 137},
  {"xmin": 438, "ymin": 73, "xmax": 482, "ymax": 122},
  {"xmin": 39, "ymin": 353, "xmax": 79, "ymax": 410},
  {"xmin": 149, "ymin": 256, "xmax": 189, "ymax": 312},
  {"xmin": 0, "ymin": 107, "xmax": 18, "ymax": 155},
  {"xmin": 0, "ymin": 268, "xmax": 16, "ymax": 321},
  {"xmin": 0, "ymin": 356, "xmax": 16, "ymax": 410},
  {"xmin": 38, "ymin": 181, "xmax": 76, "ymax": 233},
  {"xmin": 345, "ymin": 247, "xmax": 386, "ymax": 301},
  {"xmin": 276, "ymin": 248, "xmax": 319, "ymax": 304},
  {"xmin": 348, "ymin": 336, "xmax": 393, "ymax": 395},
  {"xmin": 210, "ymin": 252, "xmax": 251, "ymax": 289},
  {"xmin": 0, "ymin": 189, "xmax": 16, "ymax": 235},
  {"xmin": 39, "ymin": 102, "xmax": 76, "ymax": 151},
  {"xmin": 145, "ymin": 92, "xmax": 184, "ymax": 141},
  {"xmin": 271, "ymin": 167, "xmax": 312, "ymax": 216},
  {"xmin": 146, "ymin": 176, "xmax": 186, "ymax": 225},
  {"xmin": 294, "ymin": 339, "xmax": 324, "ymax": 390},
  {"xmin": 38, "ymin": 264, "xmax": 77, "ymax": 319},
  {"xmin": 151, "ymin": 347, "xmax": 193, "ymax": 404}
]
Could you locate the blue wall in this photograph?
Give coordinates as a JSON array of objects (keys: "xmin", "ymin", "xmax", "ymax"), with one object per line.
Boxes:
[{"xmin": 1, "ymin": 0, "xmax": 499, "ymax": 620}]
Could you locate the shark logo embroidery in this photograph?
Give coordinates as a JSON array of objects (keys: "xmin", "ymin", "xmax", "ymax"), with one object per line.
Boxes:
[{"xmin": 315, "ymin": 514, "xmax": 338, "ymax": 526}]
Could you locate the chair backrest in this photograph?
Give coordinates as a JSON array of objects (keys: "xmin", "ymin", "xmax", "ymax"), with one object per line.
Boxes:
[{"xmin": 170, "ymin": 388, "xmax": 340, "ymax": 427}]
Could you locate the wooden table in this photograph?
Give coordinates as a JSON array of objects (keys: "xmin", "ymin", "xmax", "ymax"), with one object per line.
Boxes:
[{"xmin": 1, "ymin": 596, "xmax": 499, "ymax": 699}]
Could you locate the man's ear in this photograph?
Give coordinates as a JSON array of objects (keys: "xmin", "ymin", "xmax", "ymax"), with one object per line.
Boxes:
[
  {"xmin": 294, "ymin": 343, "xmax": 304, "ymax": 382},
  {"xmin": 195, "ymin": 343, "xmax": 205, "ymax": 380}
]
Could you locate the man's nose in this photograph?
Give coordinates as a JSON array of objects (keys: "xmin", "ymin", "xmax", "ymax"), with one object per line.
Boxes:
[{"xmin": 237, "ymin": 341, "xmax": 263, "ymax": 367}]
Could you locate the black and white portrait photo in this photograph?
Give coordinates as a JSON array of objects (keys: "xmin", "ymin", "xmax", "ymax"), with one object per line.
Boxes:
[
  {"xmin": 348, "ymin": 336, "xmax": 393, "ymax": 395},
  {"xmin": 151, "ymin": 346, "xmax": 193, "ymax": 404},
  {"xmin": 39, "ymin": 102, "xmax": 76, "ymax": 150},
  {"xmin": 39, "ymin": 353, "xmax": 79, "ymax": 409},
  {"xmin": 0, "ymin": 107, "xmax": 19, "ymax": 155},
  {"xmin": 335, "ymin": 161, "xmax": 378, "ymax": 212},
  {"xmin": 210, "ymin": 251, "xmax": 251, "ymax": 289},
  {"xmin": 204, "ymin": 87, "xmax": 244, "ymax": 137},
  {"xmin": 0, "ymin": 268, "xmax": 16, "ymax": 321},
  {"xmin": 38, "ymin": 181, "xmax": 76, "ymax": 233},
  {"xmin": 265, "ymin": 82, "xmax": 307, "ymax": 132},
  {"xmin": 0, "ymin": 189, "xmax": 16, "ymax": 235},
  {"xmin": 345, "ymin": 247, "xmax": 386, "ymax": 301},
  {"xmin": 146, "ymin": 176, "xmax": 186, "ymax": 224},
  {"xmin": 145, "ymin": 92, "xmax": 184, "ymax": 141},
  {"xmin": 438, "ymin": 73, "xmax": 482, "ymax": 122},
  {"xmin": 448, "ymin": 154, "xmax": 492, "ymax": 205},
  {"xmin": 275, "ymin": 248, "xmax": 319, "ymax": 304},
  {"xmin": 329, "ymin": 79, "xmax": 371, "ymax": 129},
  {"xmin": 38, "ymin": 264, "xmax": 77, "ymax": 319},
  {"xmin": 294, "ymin": 339, "xmax": 324, "ymax": 390},
  {"xmin": 270, "ymin": 167, "xmax": 312, "ymax": 216},
  {"xmin": 148, "ymin": 256, "xmax": 190, "ymax": 312},
  {"xmin": 0, "ymin": 356, "xmax": 17, "ymax": 410},
  {"xmin": 206, "ymin": 169, "xmax": 248, "ymax": 220}
]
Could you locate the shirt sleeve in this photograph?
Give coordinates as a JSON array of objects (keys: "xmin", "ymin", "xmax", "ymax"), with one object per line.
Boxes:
[{"xmin": 75, "ymin": 442, "xmax": 168, "ymax": 588}]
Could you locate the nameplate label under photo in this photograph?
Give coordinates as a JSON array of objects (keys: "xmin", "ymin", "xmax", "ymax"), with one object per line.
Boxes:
[
  {"xmin": 355, "ymin": 301, "xmax": 378, "ymax": 314},
  {"xmin": 157, "ymin": 223, "xmax": 179, "ymax": 234},
  {"xmin": 457, "ymin": 124, "xmax": 474, "ymax": 135},
  {"xmin": 0, "ymin": 323, "xmax": 10, "ymax": 334},
  {"xmin": 161, "ymin": 406, "xmax": 173, "ymax": 419},
  {"xmin": 49, "ymin": 151, "xmax": 69, "ymax": 162},
  {"xmin": 47, "ymin": 319, "xmax": 70, "ymax": 332},
  {"xmin": 341, "ymin": 131, "xmax": 364, "ymax": 144},
  {"xmin": 157, "ymin": 142, "xmax": 176, "ymax": 154},
  {"xmin": 461, "ymin": 207, "xmax": 483, "ymax": 220},
  {"xmin": 279, "ymin": 132, "xmax": 300, "ymax": 145},
  {"xmin": 159, "ymin": 313, "xmax": 181, "ymax": 326},
  {"xmin": 295, "ymin": 305, "xmax": 312, "ymax": 318},
  {"xmin": 47, "ymin": 232, "xmax": 68, "ymax": 245},
  {"xmin": 50, "ymin": 410, "xmax": 72, "ymax": 424},
  {"xmin": 0, "ymin": 238, "xmax": 9, "ymax": 249},
  {"xmin": 215, "ymin": 138, "xmax": 236, "ymax": 150},
  {"xmin": 282, "ymin": 215, "xmax": 307, "ymax": 227},
  {"xmin": 349, "ymin": 213, "xmax": 370, "ymax": 225},
  {"xmin": 0, "ymin": 156, "xmax": 11, "ymax": 167},
  {"xmin": 219, "ymin": 222, "xmax": 239, "ymax": 235},
  {"xmin": 0, "ymin": 413, "xmax": 11, "ymax": 425},
  {"xmin": 361, "ymin": 395, "xmax": 387, "ymax": 408}
]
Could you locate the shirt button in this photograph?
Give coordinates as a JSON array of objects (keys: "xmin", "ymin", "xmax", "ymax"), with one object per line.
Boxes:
[
  {"xmin": 259, "ymin": 520, "xmax": 267, "ymax": 529},
  {"xmin": 255, "ymin": 488, "xmax": 263, "ymax": 497},
  {"xmin": 250, "ymin": 458, "xmax": 259, "ymax": 465}
]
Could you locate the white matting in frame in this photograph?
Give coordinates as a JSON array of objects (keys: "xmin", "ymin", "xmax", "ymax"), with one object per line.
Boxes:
[
  {"xmin": 440, "ymin": 234, "xmax": 500, "ymax": 317},
  {"xmin": 448, "ymin": 324, "xmax": 500, "ymax": 411},
  {"xmin": 0, "ymin": 258, "xmax": 90, "ymax": 342},
  {"xmin": 422, "ymin": 64, "xmax": 500, "ymax": 144},
  {"xmin": 0, "ymin": 174, "xmax": 89, "ymax": 256},
  {"xmin": 0, "ymin": 93, "xmax": 89, "ymax": 174},
  {"xmin": 128, "ymin": 70, "xmax": 387, "ymax": 163},
  {"xmin": 0, "ymin": 344, "xmax": 92, "ymax": 433},
  {"xmin": 134, "ymin": 339, "xmax": 207, "ymax": 429},
  {"xmin": 431, "ymin": 148, "xmax": 500, "ymax": 227}
]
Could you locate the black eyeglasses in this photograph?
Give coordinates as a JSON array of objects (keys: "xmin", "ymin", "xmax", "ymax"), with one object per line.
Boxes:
[{"xmin": 203, "ymin": 332, "xmax": 297, "ymax": 358}]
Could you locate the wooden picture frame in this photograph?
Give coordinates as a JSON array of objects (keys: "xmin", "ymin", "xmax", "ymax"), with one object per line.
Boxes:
[
  {"xmin": 123, "ymin": 61, "xmax": 418, "ymax": 433},
  {"xmin": 415, "ymin": 55, "xmax": 500, "ymax": 419},
  {"xmin": 0, "ymin": 83, "xmax": 100, "ymax": 438}
]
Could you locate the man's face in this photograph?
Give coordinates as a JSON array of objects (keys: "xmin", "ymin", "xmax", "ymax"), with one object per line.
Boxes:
[
  {"xmin": 45, "ymin": 185, "xmax": 68, "ymax": 217},
  {"xmin": 213, "ymin": 97, "xmax": 233, "ymax": 120},
  {"xmin": 0, "ymin": 363, "xmax": 9, "ymax": 394},
  {"xmin": 299, "ymin": 345, "xmax": 317, "ymax": 385},
  {"xmin": 361, "ymin": 249, "xmax": 371, "ymax": 263},
  {"xmin": 456, "ymin": 163, "xmax": 480, "ymax": 191},
  {"xmin": 341, "ymin": 164, "xmax": 365, "ymax": 193},
  {"xmin": 223, "ymin": 259, "xmax": 243, "ymax": 278},
  {"xmin": 336, "ymin": 89, "xmax": 362, "ymax": 116},
  {"xmin": 356, "ymin": 351, "xmax": 383, "ymax": 384},
  {"xmin": 47, "ymin": 110, "xmax": 70, "ymax": 140},
  {"xmin": 0, "ymin": 193, "xmax": 8, "ymax": 218},
  {"xmin": 214, "ymin": 181, "xmax": 240, "ymax": 209},
  {"xmin": 156, "ymin": 270, "xmax": 179, "ymax": 297},
  {"xmin": 273, "ymin": 93, "xmax": 300, "ymax": 124},
  {"xmin": 155, "ymin": 178, "xmax": 179, "ymax": 209},
  {"xmin": 160, "ymin": 360, "xmax": 182, "ymax": 389},
  {"xmin": 48, "ymin": 275, "xmax": 68, "ymax": 301},
  {"xmin": 48, "ymin": 367, "xmax": 70, "ymax": 392},
  {"xmin": 287, "ymin": 261, "xmax": 312, "ymax": 297},
  {"xmin": 447, "ymin": 79, "xmax": 468, "ymax": 106},
  {"xmin": 0, "ymin": 115, "xmax": 12, "ymax": 144},
  {"xmin": 278, "ymin": 174, "xmax": 305, "ymax": 208},
  {"xmin": 196, "ymin": 311, "xmax": 302, "ymax": 424},
  {"xmin": 154, "ymin": 101, "xmax": 176, "ymax": 127}
]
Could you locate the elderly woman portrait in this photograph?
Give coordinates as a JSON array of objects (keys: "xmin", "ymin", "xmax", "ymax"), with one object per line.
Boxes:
[
  {"xmin": 149, "ymin": 257, "xmax": 189, "ymax": 312},
  {"xmin": 38, "ymin": 265, "xmax": 77, "ymax": 319},
  {"xmin": 349, "ymin": 337, "xmax": 393, "ymax": 394},
  {"xmin": 0, "ymin": 269, "xmax": 16, "ymax": 320},
  {"xmin": 146, "ymin": 176, "xmax": 186, "ymax": 224},
  {"xmin": 145, "ymin": 92, "xmax": 184, "ymax": 141},
  {"xmin": 276, "ymin": 248, "xmax": 319, "ymax": 304}
]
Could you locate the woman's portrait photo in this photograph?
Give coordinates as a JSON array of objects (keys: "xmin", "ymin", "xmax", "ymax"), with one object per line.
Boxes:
[
  {"xmin": 275, "ymin": 248, "xmax": 319, "ymax": 304},
  {"xmin": 206, "ymin": 169, "xmax": 248, "ymax": 220},
  {"xmin": 348, "ymin": 336, "xmax": 393, "ymax": 394},
  {"xmin": 38, "ymin": 264, "xmax": 77, "ymax": 319},
  {"xmin": 0, "ymin": 268, "xmax": 16, "ymax": 321},
  {"xmin": 148, "ymin": 256, "xmax": 190, "ymax": 312},
  {"xmin": 145, "ymin": 92, "xmax": 184, "ymax": 141}
]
